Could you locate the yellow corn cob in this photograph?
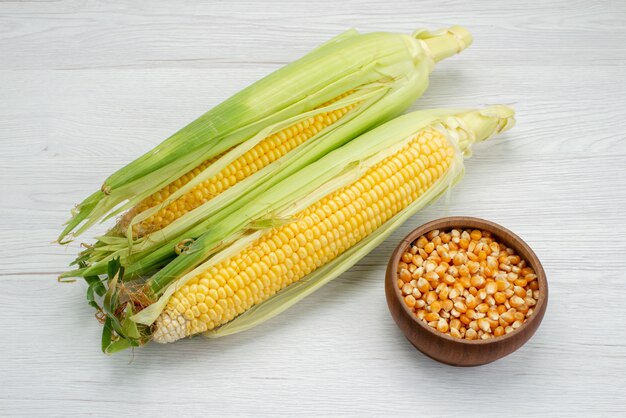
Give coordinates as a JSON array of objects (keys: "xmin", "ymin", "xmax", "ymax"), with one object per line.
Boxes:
[
  {"xmin": 153, "ymin": 127, "xmax": 454, "ymax": 343},
  {"xmin": 117, "ymin": 151, "xmax": 224, "ymax": 235},
  {"xmin": 121, "ymin": 93, "xmax": 358, "ymax": 238}
]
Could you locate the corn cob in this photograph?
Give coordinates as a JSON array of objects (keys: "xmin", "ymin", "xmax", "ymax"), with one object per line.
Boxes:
[
  {"xmin": 121, "ymin": 93, "xmax": 358, "ymax": 238},
  {"xmin": 121, "ymin": 105, "xmax": 514, "ymax": 346},
  {"xmin": 154, "ymin": 127, "xmax": 455, "ymax": 341},
  {"xmin": 59, "ymin": 26, "xmax": 472, "ymax": 243},
  {"xmin": 62, "ymin": 26, "xmax": 473, "ymax": 279}
]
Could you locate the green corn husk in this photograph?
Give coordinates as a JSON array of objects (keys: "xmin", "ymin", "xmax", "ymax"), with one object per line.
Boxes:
[
  {"xmin": 93, "ymin": 105, "xmax": 515, "ymax": 352},
  {"xmin": 61, "ymin": 25, "xmax": 473, "ymax": 277}
]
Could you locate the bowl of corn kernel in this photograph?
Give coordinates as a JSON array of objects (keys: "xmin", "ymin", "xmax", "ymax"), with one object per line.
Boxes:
[{"xmin": 385, "ymin": 217, "xmax": 547, "ymax": 366}]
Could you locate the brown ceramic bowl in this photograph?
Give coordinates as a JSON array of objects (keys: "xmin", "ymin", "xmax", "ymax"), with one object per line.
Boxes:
[{"xmin": 385, "ymin": 217, "xmax": 547, "ymax": 366}]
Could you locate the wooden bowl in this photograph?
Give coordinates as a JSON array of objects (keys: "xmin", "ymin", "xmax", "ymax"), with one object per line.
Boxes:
[{"xmin": 385, "ymin": 217, "xmax": 547, "ymax": 366}]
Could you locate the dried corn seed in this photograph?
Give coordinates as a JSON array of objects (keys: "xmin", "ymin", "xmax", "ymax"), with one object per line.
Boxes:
[
  {"xmin": 509, "ymin": 295, "xmax": 524, "ymax": 308},
  {"xmin": 426, "ymin": 230, "xmax": 439, "ymax": 240},
  {"xmin": 437, "ymin": 318, "xmax": 449, "ymax": 333},
  {"xmin": 500, "ymin": 312, "xmax": 514, "ymax": 324},
  {"xmin": 425, "ymin": 312, "xmax": 440, "ymax": 322},
  {"xmin": 514, "ymin": 278, "xmax": 528, "ymax": 287},
  {"xmin": 399, "ymin": 228, "xmax": 538, "ymax": 340},
  {"xmin": 477, "ymin": 318, "xmax": 490, "ymax": 332},
  {"xmin": 435, "ymin": 283, "xmax": 447, "ymax": 293},
  {"xmin": 453, "ymin": 301, "xmax": 467, "ymax": 313},
  {"xmin": 450, "ymin": 327, "xmax": 462, "ymax": 338},
  {"xmin": 514, "ymin": 286, "xmax": 526, "ymax": 297},
  {"xmin": 487, "ymin": 309, "xmax": 499, "ymax": 321},
  {"xmin": 495, "ymin": 279, "xmax": 509, "ymax": 291},
  {"xmin": 411, "ymin": 255, "xmax": 423, "ymax": 267},
  {"xmin": 443, "ymin": 274, "xmax": 456, "ymax": 285},
  {"xmin": 417, "ymin": 277, "xmax": 430, "ymax": 293},
  {"xmin": 426, "ymin": 291, "xmax": 438, "ymax": 305},
  {"xmin": 411, "ymin": 267, "xmax": 424, "ymax": 279},
  {"xmin": 430, "ymin": 300, "xmax": 442, "ymax": 313},
  {"xmin": 476, "ymin": 303, "xmax": 489, "ymax": 313},
  {"xmin": 465, "ymin": 294, "xmax": 478, "ymax": 309},
  {"xmin": 494, "ymin": 292, "xmax": 507, "ymax": 304},
  {"xmin": 470, "ymin": 275, "xmax": 485, "ymax": 288}
]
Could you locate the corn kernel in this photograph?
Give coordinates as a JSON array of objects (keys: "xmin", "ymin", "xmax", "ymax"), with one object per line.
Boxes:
[
  {"xmin": 494, "ymin": 292, "xmax": 507, "ymax": 304},
  {"xmin": 425, "ymin": 312, "xmax": 439, "ymax": 322},
  {"xmin": 436, "ymin": 318, "xmax": 449, "ymax": 333},
  {"xmin": 442, "ymin": 299, "xmax": 454, "ymax": 312},
  {"xmin": 509, "ymin": 295, "xmax": 524, "ymax": 308},
  {"xmin": 430, "ymin": 300, "xmax": 442, "ymax": 313},
  {"xmin": 398, "ymin": 228, "xmax": 538, "ymax": 341}
]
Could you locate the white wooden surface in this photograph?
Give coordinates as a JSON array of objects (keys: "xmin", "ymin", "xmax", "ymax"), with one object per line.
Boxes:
[{"xmin": 1, "ymin": 0, "xmax": 625, "ymax": 416}]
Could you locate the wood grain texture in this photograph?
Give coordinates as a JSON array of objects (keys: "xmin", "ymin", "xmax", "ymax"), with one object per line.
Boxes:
[{"xmin": 1, "ymin": 0, "xmax": 625, "ymax": 416}]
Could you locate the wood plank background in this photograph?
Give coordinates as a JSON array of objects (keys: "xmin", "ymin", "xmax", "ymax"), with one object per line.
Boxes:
[{"xmin": 1, "ymin": 0, "xmax": 625, "ymax": 416}]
